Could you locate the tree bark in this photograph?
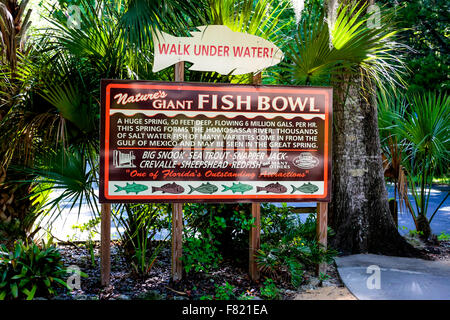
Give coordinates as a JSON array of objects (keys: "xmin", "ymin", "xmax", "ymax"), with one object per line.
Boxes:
[{"xmin": 329, "ymin": 77, "xmax": 420, "ymax": 257}]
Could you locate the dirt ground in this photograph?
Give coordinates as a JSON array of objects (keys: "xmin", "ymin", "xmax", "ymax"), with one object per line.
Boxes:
[
  {"xmin": 51, "ymin": 238, "xmax": 449, "ymax": 300},
  {"xmin": 294, "ymin": 286, "xmax": 356, "ymax": 300},
  {"xmin": 293, "ymin": 262, "xmax": 357, "ymax": 300},
  {"xmin": 54, "ymin": 242, "xmax": 357, "ymax": 300}
]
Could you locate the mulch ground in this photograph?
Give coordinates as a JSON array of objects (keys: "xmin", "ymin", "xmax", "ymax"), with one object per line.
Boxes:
[
  {"xmin": 52, "ymin": 239, "xmax": 450, "ymax": 300},
  {"xmin": 423, "ymin": 239, "xmax": 450, "ymax": 262},
  {"xmin": 53, "ymin": 241, "xmax": 341, "ymax": 300}
]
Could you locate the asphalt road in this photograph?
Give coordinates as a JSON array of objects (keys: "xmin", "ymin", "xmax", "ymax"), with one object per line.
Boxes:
[{"xmin": 336, "ymin": 254, "xmax": 450, "ymax": 300}]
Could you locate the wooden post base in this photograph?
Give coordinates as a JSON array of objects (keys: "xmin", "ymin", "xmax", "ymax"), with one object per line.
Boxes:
[
  {"xmin": 100, "ymin": 203, "xmax": 111, "ymax": 286},
  {"xmin": 316, "ymin": 202, "xmax": 328, "ymax": 275},
  {"xmin": 171, "ymin": 203, "xmax": 183, "ymax": 281},
  {"xmin": 249, "ymin": 203, "xmax": 261, "ymax": 281}
]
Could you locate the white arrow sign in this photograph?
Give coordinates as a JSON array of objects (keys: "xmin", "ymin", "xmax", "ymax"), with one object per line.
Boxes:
[{"xmin": 152, "ymin": 25, "xmax": 284, "ymax": 75}]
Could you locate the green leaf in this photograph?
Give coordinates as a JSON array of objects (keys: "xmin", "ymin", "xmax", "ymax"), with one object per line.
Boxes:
[
  {"xmin": 19, "ymin": 278, "xmax": 30, "ymax": 288},
  {"xmin": 22, "ymin": 285, "xmax": 37, "ymax": 300},
  {"xmin": 43, "ymin": 277, "xmax": 51, "ymax": 288},
  {"xmin": 14, "ymin": 244, "xmax": 21, "ymax": 259},
  {"xmin": 10, "ymin": 283, "xmax": 18, "ymax": 298},
  {"xmin": 54, "ymin": 277, "xmax": 70, "ymax": 289}
]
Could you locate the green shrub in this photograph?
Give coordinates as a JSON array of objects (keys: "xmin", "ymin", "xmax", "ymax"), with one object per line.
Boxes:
[
  {"xmin": 181, "ymin": 237, "xmax": 222, "ymax": 274},
  {"xmin": 0, "ymin": 240, "xmax": 73, "ymax": 300},
  {"xmin": 213, "ymin": 281, "xmax": 235, "ymax": 300},
  {"xmin": 181, "ymin": 202, "xmax": 256, "ymax": 273},
  {"xmin": 260, "ymin": 278, "xmax": 281, "ymax": 300},
  {"xmin": 256, "ymin": 243, "xmax": 306, "ymax": 287},
  {"xmin": 318, "ymin": 272, "xmax": 331, "ymax": 286},
  {"xmin": 438, "ymin": 232, "xmax": 450, "ymax": 241},
  {"xmin": 256, "ymin": 212, "xmax": 337, "ymax": 287},
  {"xmin": 113, "ymin": 203, "xmax": 169, "ymax": 277},
  {"xmin": 261, "ymin": 203, "xmax": 295, "ymax": 243},
  {"xmin": 261, "ymin": 206, "xmax": 335, "ymax": 243},
  {"xmin": 184, "ymin": 203, "xmax": 254, "ymax": 264},
  {"xmin": 71, "ymin": 217, "xmax": 100, "ymax": 267},
  {"xmin": 200, "ymin": 282, "xmax": 254, "ymax": 300}
]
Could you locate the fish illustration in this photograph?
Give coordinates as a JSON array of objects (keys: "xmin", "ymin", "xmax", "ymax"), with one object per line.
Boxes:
[
  {"xmin": 114, "ymin": 182, "xmax": 148, "ymax": 194},
  {"xmin": 152, "ymin": 25, "xmax": 284, "ymax": 75},
  {"xmin": 188, "ymin": 182, "xmax": 219, "ymax": 194},
  {"xmin": 152, "ymin": 183, "xmax": 184, "ymax": 194},
  {"xmin": 256, "ymin": 182, "xmax": 287, "ymax": 194},
  {"xmin": 221, "ymin": 182, "xmax": 253, "ymax": 194},
  {"xmin": 291, "ymin": 183, "xmax": 319, "ymax": 194}
]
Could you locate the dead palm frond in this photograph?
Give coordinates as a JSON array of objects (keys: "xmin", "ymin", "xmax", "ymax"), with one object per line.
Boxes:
[{"xmin": 0, "ymin": 0, "xmax": 31, "ymax": 71}]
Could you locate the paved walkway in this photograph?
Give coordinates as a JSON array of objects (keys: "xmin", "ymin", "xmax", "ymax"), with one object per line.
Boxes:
[{"xmin": 335, "ymin": 254, "xmax": 450, "ymax": 300}]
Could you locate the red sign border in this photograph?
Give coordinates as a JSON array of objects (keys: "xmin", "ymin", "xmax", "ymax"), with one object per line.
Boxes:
[{"xmin": 100, "ymin": 80, "xmax": 332, "ymax": 203}]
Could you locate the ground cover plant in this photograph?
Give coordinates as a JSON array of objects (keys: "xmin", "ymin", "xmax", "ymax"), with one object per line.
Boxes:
[{"xmin": 0, "ymin": 240, "xmax": 77, "ymax": 300}]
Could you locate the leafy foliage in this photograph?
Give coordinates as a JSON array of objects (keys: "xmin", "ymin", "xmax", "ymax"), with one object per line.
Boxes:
[
  {"xmin": 121, "ymin": 0, "xmax": 203, "ymax": 44},
  {"xmin": 181, "ymin": 236, "xmax": 222, "ymax": 274},
  {"xmin": 14, "ymin": 147, "xmax": 100, "ymax": 224},
  {"xmin": 70, "ymin": 217, "xmax": 100, "ymax": 267},
  {"xmin": 378, "ymin": 0, "xmax": 449, "ymax": 92},
  {"xmin": 283, "ymin": 1, "xmax": 406, "ymax": 94},
  {"xmin": 181, "ymin": 204, "xmax": 226, "ymax": 274},
  {"xmin": 438, "ymin": 232, "xmax": 450, "ymax": 241},
  {"xmin": 259, "ymin": 278, "xmax": 281, "ymax": 300},
  {"xmin": 183, "ymin": 203, "xmax": 255, "ymax": 266},
  {"xmin": 0, "ymin": 240, "xmax": 75, "ymax": 300},
  {"xmin": 257, "ymin": 208, "xmax": 336, "ymax": 287},
  {"xmin": 112, "ymin": 203, "xmax": 169, "ymax": 277},
  {"xmin": 200, "ymin": 281, "xmax": 254, "ymax": 300},
  {"xmin": 378, "ymin": 91, "xmax": 449, "ymax": 238}
]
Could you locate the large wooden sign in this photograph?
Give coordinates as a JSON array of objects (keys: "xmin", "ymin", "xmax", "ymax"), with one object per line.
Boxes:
[{"xmin": 100, "ymin": 80, "xmax": 332, "ymax": 203}]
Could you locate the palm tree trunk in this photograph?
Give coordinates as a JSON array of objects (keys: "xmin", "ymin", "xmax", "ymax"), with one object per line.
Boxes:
[{"xmin": 328, "ymin": 75, "xmax": 419, "ymax": 256}]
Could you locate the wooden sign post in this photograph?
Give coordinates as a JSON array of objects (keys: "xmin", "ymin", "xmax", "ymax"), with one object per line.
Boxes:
[
  {"xmin": 171, "ymin": 202, "xmax": 184, "ymax": 281},
  {"xmin": 316, "ymin": 202, "xmax": 328, "ymax": 274},
  {"xmin": 249, "ymin": 72, "xmax": 262, "ymax": 281},
  {"xmin": 100, "ymin": 203, "xmax": 111, "ymax": 286},
  {"xmin": 171, "ymin": 62, "xmax": 185, "ymax": 281},
  {"xmin": 249, "ymin": 203, "xmax": 261, "ymax": 281}
]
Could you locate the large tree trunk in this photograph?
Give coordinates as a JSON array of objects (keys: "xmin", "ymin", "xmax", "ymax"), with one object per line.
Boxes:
[{"xmin": 328, "ymin": 77, "xmax": 419, "ymax": 257}]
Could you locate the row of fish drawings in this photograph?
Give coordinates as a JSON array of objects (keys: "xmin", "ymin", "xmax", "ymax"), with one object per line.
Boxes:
[{"xmin": 114, "ymin": 182, "xmax": 319, "ymax": 195}]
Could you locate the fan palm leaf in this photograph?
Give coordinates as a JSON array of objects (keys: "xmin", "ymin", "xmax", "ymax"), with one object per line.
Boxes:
[
  {"xmin": 43, "ymin": 0, "xmax": 130, "ymax": 79},
  {"xmin": 120, "ymin": 0, "xmax": 203, "ymax": 46},
  {"xmin": 284, "ymin": 1, "xmax": 406, "ymax": 91},
  {"xmin": 200, "ymin": 0, "xmax": 291, "ymax": 84},
  {"xmin": 13, "ymin": 147, "xmax": 100, "ymax": 225},
  {"xmin": 379, "ymin": 91, "xmax": 449, "ymax": 229}
]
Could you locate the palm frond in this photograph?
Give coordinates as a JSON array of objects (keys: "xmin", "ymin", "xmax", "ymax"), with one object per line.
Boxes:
[
  {"xmin": 379, "ymin": 91, "xmax": 449, "ymax": 223},
  {"xmin": 284, "ymin": 1, "xmax": 406, "ymax": 92},
  {"xmin": 121, "ymin": 0, "xmax": 203, "ymax": 46},
  {"xmin": 12, "ymin": 147, "xmax": 100, "ymax": 226}
]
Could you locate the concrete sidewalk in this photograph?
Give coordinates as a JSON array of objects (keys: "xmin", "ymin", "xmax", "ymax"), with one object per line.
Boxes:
[{"xmin": 335, "ymin": 254, "xmax": 450, "ymax": 300}]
